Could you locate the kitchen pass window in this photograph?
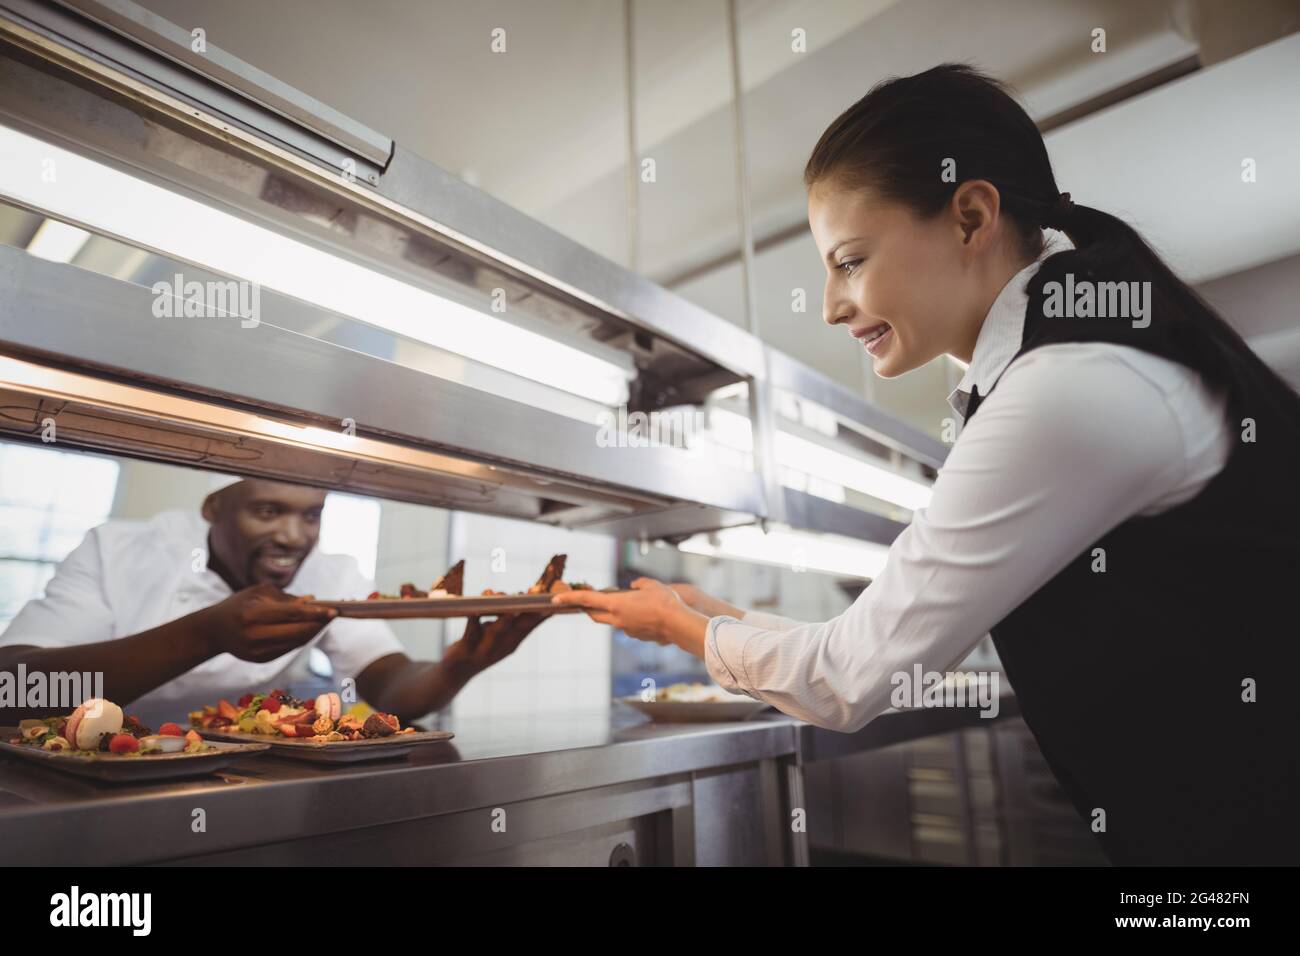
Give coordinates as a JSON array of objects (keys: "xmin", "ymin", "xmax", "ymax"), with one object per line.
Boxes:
[{"xmin": 0, "ymin": 441, "xmax": 120, "ymax": 635}]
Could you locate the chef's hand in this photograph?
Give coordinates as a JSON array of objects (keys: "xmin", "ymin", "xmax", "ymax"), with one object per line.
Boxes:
[
  {"xmin": 196, "ymin": 584, "xmax": 337, "ymax": 663},
  {"xmin": 551, "ymin": 578, "xmax": 710, "ymax": 657},
  {"xmin": 441, "ymin": 611, "xmax": 545, "ymax": 682}
]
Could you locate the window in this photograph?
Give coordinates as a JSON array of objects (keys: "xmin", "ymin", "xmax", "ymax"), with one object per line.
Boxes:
[
  {"xmin": 0, "ymin": 442, "xmax": 120, "ymax": 634},
  {"xmin": 320, "ymin": 492, "xmax": 382, "ymax": 581}
]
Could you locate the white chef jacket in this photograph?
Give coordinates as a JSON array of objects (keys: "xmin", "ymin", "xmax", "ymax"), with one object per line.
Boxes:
[
  {"xmin": 704, "ymin": 233, "xmax": 1234, "ymax": 732},
  {"xmin": 1, "ymin": 509, "xmax": 403, "ymax": 727}
]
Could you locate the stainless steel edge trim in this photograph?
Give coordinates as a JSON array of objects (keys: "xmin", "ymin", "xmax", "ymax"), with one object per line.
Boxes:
[
  {"xmin": 377, "ymin": 144, "xmax": 768, "ymax": 380},
  {"xmin": 781, "ymin": 488, "xmax": 909, "ymax": 548},
  {"xmin": 0, "ymin": 0, "xmax": 385, "ymax": 182},
  {"xmin": 50, "ymin": 0, "xmax": 392, "ymax": 165}
]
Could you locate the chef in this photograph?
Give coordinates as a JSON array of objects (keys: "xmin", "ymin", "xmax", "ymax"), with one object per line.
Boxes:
[
  {"xmin": 555, "ymin": 64, "xmax": 1300, "ymax": 865},
  {"xmin": 0, "ymin": 475, "xmax": 543, "ymax": 728}
]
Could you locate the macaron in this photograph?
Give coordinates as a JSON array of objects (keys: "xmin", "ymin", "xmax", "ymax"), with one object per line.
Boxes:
[
  {"xmin": 65, "ymin": 698, "xmax": 124, "ymax": 750},
  {"xmin": 314, "ymin": 692, "xmax": 341, "ymax": 721}
]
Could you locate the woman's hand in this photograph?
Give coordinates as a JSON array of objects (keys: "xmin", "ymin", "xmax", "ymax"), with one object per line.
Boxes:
[
  {"xmin": 666, "ymin": 583, "xmax": 746, "ymax": 619},
  {"xmin": 551, "ymin": 577, "xmax": 711, "ymax": 658}
]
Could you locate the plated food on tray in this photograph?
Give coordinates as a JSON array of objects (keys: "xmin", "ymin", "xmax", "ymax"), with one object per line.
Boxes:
[
  {"xmin": 9, "ymin": 697, "xmax": 212, "ymax": 756},
  {"xmin": 189, "ymin": 689, "xmax": 413, "ymax": 742},
  {"xmin": 0, "ymin": 697, "xmax": 270, "ymax": 780},
  {"xmin": 311, "ymin": 555, "xmax": 608, "ymax": 619},
  {"xmin": 366, "ymin": 559, "xmax": 466, "ymax": 600},
  {"xmin": 190, "ymin": 692, "xmax": 454, "ymax": 763},
  {"xmin": 617, "ymin": 683, "xmax": 772, "ymax": 723}
]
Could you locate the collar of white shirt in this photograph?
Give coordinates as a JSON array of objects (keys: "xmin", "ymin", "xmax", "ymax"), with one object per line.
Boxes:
[
  {"xmin": 167, "ymin": 510, "xmax": 234, "ymax": 601},
  {"xmin": 946, "ymin": 230, "xmax": 1074, "ymax": 420}
]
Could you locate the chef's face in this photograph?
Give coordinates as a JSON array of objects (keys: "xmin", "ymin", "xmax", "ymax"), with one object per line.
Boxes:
[
  {"xmin": 808, "ymin": 178, "xmax": 983, "ymax": 378},
  {"xmin": 202, "ymin": 480, "xmax": 327, "ymax": 589}
]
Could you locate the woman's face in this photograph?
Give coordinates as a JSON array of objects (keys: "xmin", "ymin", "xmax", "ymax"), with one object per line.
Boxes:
[{"xmin": 807, "ymin": 180, "xmax": 983, "ymax": 378}]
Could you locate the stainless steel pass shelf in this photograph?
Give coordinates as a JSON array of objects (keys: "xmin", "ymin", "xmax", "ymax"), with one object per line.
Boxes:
[
  {"xmin": 0, "ymin": 703, "xmax": 1016, "ymax": 866},
  {"xmin": 0, "ymin": 710, "xmax": 804, "ymax": 866}
]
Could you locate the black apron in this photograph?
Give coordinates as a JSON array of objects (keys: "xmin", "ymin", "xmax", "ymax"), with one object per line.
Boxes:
[{"xmin": 963, "ymin": 256, "xmax": 1300, "ymax": 865}]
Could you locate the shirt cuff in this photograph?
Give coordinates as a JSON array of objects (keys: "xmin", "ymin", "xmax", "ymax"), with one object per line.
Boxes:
[{"xmin": 704, "ymin": 614, "xmax": 754, "ymax": 695}]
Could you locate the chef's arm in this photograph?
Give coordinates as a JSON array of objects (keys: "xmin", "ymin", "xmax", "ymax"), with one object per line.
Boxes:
[
  {"xmin": 355, "ymin": 653, "xmax": 468, "ymax": 723},
  {"xmin": 0, "ymin": 617, "xmax": 213, "ymax": 722},
  {"xmin": 356, "ymin": 611, "xmax": 550, "ymax": 722},
  {"xmin": 0, "ymin": 585, "xmax": 334, "ymax": 723}
]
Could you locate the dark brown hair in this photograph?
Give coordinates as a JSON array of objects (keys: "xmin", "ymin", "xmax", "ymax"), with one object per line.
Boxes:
[{"xmin": 804, "ymin": 63, "xmax": 1056, "ymax": 260}]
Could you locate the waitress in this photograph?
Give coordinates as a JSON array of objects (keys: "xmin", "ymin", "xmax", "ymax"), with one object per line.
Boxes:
[{"xmin": 555, "ymin": 64, "xmax": 1300, "ymax": 866}]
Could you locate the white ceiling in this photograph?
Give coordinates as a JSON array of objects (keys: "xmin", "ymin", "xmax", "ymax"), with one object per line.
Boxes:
[
  {"xmin": 1047, "ymin": 32, "xmax": 1300, "ymax": 283},
  {"xmin": 134, "ymin": 0, "xmax": 1208, "ymax": 272}
]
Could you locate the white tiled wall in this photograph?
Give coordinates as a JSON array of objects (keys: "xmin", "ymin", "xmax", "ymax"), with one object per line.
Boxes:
[
  {"xmin": 444, "ymin": 512, "xmax": 615, "ymax": 719},
  {"xmin": 372, "ymin": 499, "xmax": 454, "ymax": 659}
]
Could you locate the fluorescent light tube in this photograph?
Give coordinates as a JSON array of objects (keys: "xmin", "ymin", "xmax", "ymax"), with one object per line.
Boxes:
[
  {"xmin": 0, "ymin": 125, "xmax": 629, "ymax": 406},
  {"xmin": 677, "ymin": 525, "xmax": 890, "ymax": 580},
  {"xmin": 25, "ymin": 219, "xmax": 90, "ymax": 262},
  {"xmin": 708, "ymin": 408, "xmax": 932, "ymax": 511},
  {"xmin": 775, "ymin": 431, "xmax": 931, "ymax": 511}
]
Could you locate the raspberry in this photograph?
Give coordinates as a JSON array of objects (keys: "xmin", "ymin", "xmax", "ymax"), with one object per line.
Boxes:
[
  {"xmin": 261, "ymin": 696, "xmax": 282, "ymax": 713},
  {"xmin": 237, "ymin": 694, "xmax": 253, "ymax": 708},
  {"xmin": 108, "ymin": 734, "xmax": 140, "ymax": 754},
  {"xmin": 158, "ymin": 722, "xmax": 184, "ymax": 737}
]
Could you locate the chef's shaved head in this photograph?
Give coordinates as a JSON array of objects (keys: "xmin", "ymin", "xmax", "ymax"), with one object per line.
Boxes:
[{"xmin": 202, "ymin": 479, "xmax": 328, "ymax": 591}]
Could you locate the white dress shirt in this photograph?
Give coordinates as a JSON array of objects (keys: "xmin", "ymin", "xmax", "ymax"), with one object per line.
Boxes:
[
  {"xmin": 703, "ymin": 234, "xmax": 1233, "ymax": 732},
  {"xmin": 1, "ymin": 509, "xmax": 403, "ymax": 726}
]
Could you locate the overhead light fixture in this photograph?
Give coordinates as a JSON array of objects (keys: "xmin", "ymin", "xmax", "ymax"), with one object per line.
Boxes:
[
  {"xmin": 25, "ymin": 219, "xmax": 90, "ymax": 263},
  {"xmin": 677, "ymin": 524, "xmax": 890, "ymax": 580},
  {"xmin": 0, "ymin": 125, "xmax": 630, "ymax": 406},
  {"xmin": 707, "ymin": 408, "xmax": 932, "ymax": 511}
]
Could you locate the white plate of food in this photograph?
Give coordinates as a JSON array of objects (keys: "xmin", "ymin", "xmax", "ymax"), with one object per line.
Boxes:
[{"xmin": 617, "ymin": 683, "xmax": 771, "ymax": 722}]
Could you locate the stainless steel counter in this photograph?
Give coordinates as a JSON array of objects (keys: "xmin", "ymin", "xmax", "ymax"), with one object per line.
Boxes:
[{"xmin": 0, "ymin": 700, "xmax": 1017, "ymax": 866}]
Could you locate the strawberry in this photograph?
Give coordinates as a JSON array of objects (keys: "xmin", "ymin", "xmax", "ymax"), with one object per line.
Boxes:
[
  {"xmin": 158, "ymin": 722, "xmax": 184, "ymax": 737},
  {"xmin": 108, "ymin": 734, "xmax": 140, "ymax": 754}
]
